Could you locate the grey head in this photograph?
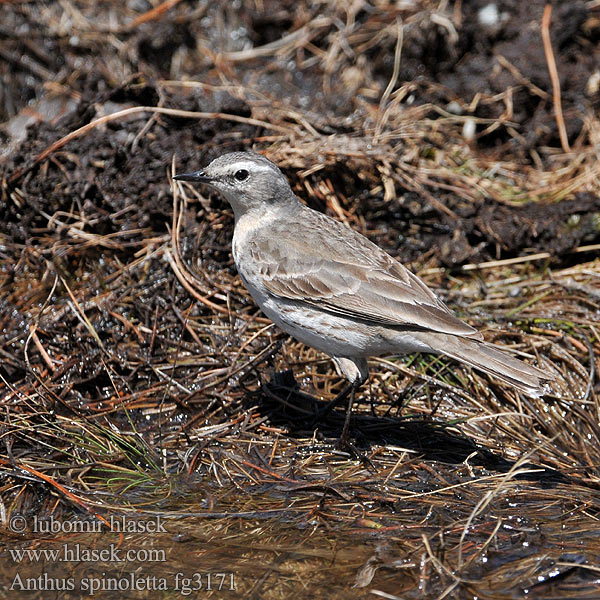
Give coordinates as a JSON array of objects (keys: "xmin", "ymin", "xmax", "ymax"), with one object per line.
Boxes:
[{"xmin": 173, "ymin": 151, "xmax": 299, "ymax": 218}]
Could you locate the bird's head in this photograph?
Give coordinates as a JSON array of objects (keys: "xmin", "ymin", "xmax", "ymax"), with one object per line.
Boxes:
[{"xmin": 173, "ymin": 152, "xmax": 297, "ymax": 218}]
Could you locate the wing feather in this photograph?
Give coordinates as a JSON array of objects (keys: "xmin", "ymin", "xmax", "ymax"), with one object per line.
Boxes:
[{"xmin": 248, "ymin": 209, "xmax": 481, "ymax": 339}]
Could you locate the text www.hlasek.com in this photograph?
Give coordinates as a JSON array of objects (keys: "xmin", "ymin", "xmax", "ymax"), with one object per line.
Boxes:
[{"xmin": 10, "ymin": 544, "xmax": 165, "ymax": 563}]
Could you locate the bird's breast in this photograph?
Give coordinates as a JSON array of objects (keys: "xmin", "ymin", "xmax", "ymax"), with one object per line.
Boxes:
[{"xmin": 231, "ymin": 208, "xmax": 276, "ymax": 265}]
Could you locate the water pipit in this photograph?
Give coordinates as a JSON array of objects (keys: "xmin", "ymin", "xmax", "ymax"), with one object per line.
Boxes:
[{"xmin": 173, "ymin": 152, "xmax": 552, "ymax": 440}]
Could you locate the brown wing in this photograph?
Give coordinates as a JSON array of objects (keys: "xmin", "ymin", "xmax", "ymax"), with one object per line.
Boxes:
[{"xmin": 248, "ymin": 208, "xmax": 482, "ymax": 339}]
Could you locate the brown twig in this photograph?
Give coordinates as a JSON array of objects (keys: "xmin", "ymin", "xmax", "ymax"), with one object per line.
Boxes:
[
  {"xmin": 541, "ymin": 4, "xmax": 570, "ymax": 153},
  {"xmin": 125, "ymin": 0, "xmax": 183, "ymax": 30}
]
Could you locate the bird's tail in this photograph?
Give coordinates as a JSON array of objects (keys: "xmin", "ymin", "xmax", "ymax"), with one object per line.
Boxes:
[{"xmin": 413, "ymin": 332, "xmax": 553, "ymax": 397}]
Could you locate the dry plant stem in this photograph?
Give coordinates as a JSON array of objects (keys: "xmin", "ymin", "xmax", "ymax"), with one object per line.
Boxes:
[
  {"xmin": 456, "ymin": 440, "xmax": 555, "ymax": 569},
  {"xmin": 8, "ymin": 106, "xmax": 293, "ymax": 185},
  {"xmin": 419, "ymin": 243, "xmax": 600, "ymax": 276},
  {"xmin": 60, "ymin": 276, "xmax": 106, "ymax": 353},
  {"xmin": 169, "ymin": 169, "xmax": 234, "ymax": 316},
  {"xmin": 374, "ymin": 18, "xmax": 404, "ymax": 142},
  {"xmin": 541, "ymin": 3, "xmax": 570, "ymax": 153},
  {"xmin": 219, "ymin": 15, "xmax": 332, "ymax": 62},
  {"xmin": 125, "ymin": 0, "xmax": 183, "ymax": 30},
  {"xmin": 28, "ymin": 328, "xmax": 55, "ymax": 373},
  {"xmin": 0, "ymin": 457, "xmax": 111, "ymax": 529},
  {"xmin": 496, "ymin": 55, "xmax": 550, "ymax": 100}
]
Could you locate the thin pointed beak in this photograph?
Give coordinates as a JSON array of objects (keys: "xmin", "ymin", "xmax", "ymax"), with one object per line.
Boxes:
[{"xmin": 172, "ymin": 170, "xmax": 212, "ymax": 183}]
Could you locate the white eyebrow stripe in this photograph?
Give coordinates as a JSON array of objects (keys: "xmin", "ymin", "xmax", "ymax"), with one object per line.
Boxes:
[{"xmin": 227, "ymin": 161, "xmax": 273, "ymax": 173}]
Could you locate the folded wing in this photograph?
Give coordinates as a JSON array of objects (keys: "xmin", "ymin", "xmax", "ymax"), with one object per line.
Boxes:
[{"xmin": 249, "ymin": 210, "xmax": 482, "ymax": 339}]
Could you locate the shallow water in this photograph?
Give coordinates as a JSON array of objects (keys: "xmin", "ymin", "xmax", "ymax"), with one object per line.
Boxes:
[{"xmin": 2, "ymin": 473, "xmax": 599, "ymax": 600}]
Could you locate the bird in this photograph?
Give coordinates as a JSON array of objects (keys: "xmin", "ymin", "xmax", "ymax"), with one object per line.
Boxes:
[{"xmin": 173, "ymin": 151, "xmax": 553, "ymax": 439}]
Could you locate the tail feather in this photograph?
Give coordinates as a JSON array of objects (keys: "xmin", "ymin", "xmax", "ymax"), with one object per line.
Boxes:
[{"xmin": 413, "ymin": 332, "xmax": 553, "ymax": 397}]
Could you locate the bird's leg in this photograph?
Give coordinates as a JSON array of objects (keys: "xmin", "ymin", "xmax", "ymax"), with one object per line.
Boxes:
[
  {"xmin": 316, "ymin": 382, "xmax": 353, "ymax": 419},
  {"xmin": 315, "ymin": 357, "xmax": 367, "ymax": 425},
  {"xmin": 339, "ymin": 380, "xmax": 360, "ymax": 448}
]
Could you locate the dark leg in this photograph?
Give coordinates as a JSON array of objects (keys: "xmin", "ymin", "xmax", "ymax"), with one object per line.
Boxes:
[
  {"xmin": 339, "ymin": 381, "xmax": 358, "ymax": 448},
  {"xmin": 316, "ymin": 382, "xmax": 353, "ymax": 419},
  {"xmin": 312, "ymin": 379, "xmax": 361, "ymax": 448},
  {"xmin": 316, "ymin": 358, "xmax": 366, "ymax": 419}
]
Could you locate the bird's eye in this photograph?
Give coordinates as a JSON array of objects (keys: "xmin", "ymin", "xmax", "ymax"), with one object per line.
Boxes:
[{"xmin": 234, "ymin": 169, "xmax": 249, "ymax": 182}]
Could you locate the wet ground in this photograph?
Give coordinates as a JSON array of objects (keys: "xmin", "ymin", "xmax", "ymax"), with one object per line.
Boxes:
[
  {"xmin": 2, "ymin": 472, "xmax": 599, "ymax": 599},
  {"xmin": 1, "ymin": 1, "xmax": 600, "ymax": 598}
]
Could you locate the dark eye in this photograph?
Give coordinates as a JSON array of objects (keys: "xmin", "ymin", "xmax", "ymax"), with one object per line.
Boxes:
[{"xmin": 234, "ymin": 169, "xmax": 249, "ymax": 182}]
